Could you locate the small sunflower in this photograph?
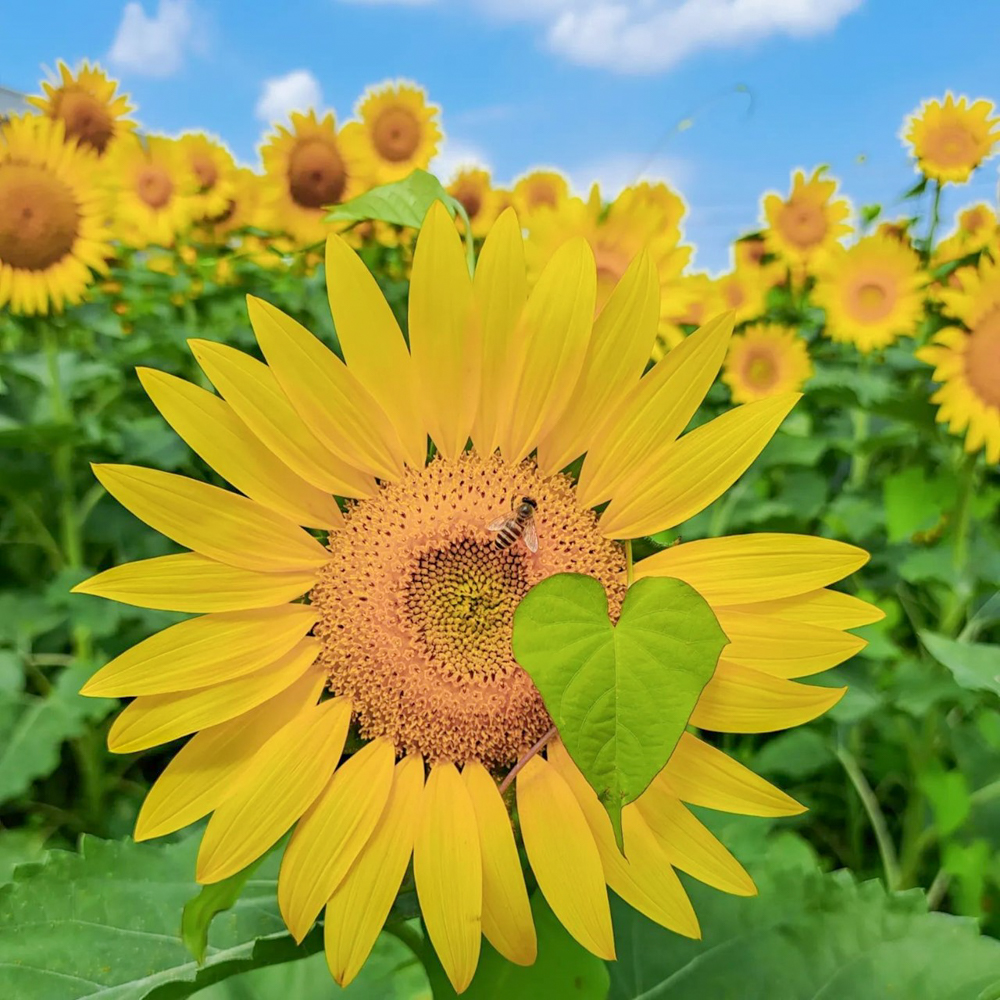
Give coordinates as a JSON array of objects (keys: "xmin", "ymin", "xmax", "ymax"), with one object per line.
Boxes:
[
  {"xmin": 918, "ymin": 256, "xmax": 1000, "ymax": 462},
  {"xmin": 356, "ymin": 81, "xmax": 442, "ymax": 183},
  {"xmin": 260, "ymin": 112, "xmax": 370, "ymax": 247},
  {"xmin": 178, "ymin": 132, "xmax": 239, "ymax": 221},
  {"xmin": 108, "ymin": 134, "xmax": 197, "ymax": 248},
  {"xmin": 28, "ymin": 60, "xmax": 135, "ymax": 156},
  {"xmin": 814, "ymin": 235, "xmax": 924, "ymax": 353},
  {"xmin": 448, "ymin": 167, "xmax": 501, "ymax": 238},
  {"xmin": 76, "ymin": 204, "xmax": 879, "ymax": 993},
  {"xmin": 512, "ymin": 169, "xmax": 570, "ymax": 219},
  {"xmin": 762, "ymin": 167, "xmax": 852, "ymax": 269},
  {"xmin": 200, "ymin": 167, "xmax": 266, "ymax": 239},
  {"xmin": 940, "ymin": 203, "xmax": 999, "ymax": 257},
  {"xmin": 714, "ymin": 268, "xmax": 768, "ymax": 325},
  {"xmin": 0, "ymin": 114, "xmax": 112, "ymax": 315},
  {"xmin": 723, "ymin": 325, "xmax": 813, "ymax": 404},
  {"xmin": 904, "ymin": 93, "xmax": 1000, "ymax": 185}
]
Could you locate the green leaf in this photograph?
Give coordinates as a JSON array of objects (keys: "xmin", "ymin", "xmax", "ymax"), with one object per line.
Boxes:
[
  {"xmin": 902, "ymin": 176, "xmax": 930, "ymax": 199},
  {"xmin": 920, "ymin": 630, "xmax": 1000, "ymax": 698},
  {"xmin": 326, "ymin": 169, "xmax": 456, "ymax": 229},
  {"xmin": 512, "ymin": 574, "xmax": 727, "ymax": 847},
  {"xmin": 883, "ymin": 468, "xmax": 952, "ymax": 543},
  {"xmin": 918, "ymin": 765, "xmax": 971, "ymax": 837},
  {"xmin": 182, "ymin": 857, "xmax": 266, "ymax": 964}
]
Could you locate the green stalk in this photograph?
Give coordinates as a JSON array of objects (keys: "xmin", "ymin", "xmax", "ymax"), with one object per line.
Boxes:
[
  {"xmin": 940, "ymin": 452, "xmax": 978, "ymax": 636},
  {"xmin": 925, "ymin": 180, "xmax": 943, "ymax": 257}
]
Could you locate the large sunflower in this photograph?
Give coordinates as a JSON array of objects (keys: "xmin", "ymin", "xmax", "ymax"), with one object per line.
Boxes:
[
  {"xmin": 108, "ymin": 134, "xmax": 197, "ymax": 248},
  {"xmin": 76, "ymin": 204, "xmax": 879, "ymax": 993},
  {"xmin": 355, "ymin": 81, "xmax": 441, "ymax": 184},
  {"xmin": 0, "ymin": 114, "xmax": 112, "ymax": 315},
  {"xmin": 918, "ymin": 256, "xmax": 1000, "ymax": 462},
  {"xmin": 903, "ymin": 93, "xmax": 1000, "ymax": 185},
  {"xmin": 762, "ymin": 167, "xmax": 852, "ymax": 269},
  {"xmin": 28, "ymin": 60, "xmax": 135, "ymax": 156},
  {"xmin": 723, "ymin": 324, "xmax": 813, "ymax": 404},
  {"xmin": 260, "ymin": 111, "xmax": 371, "ymax": 247},
  {"xmin": 813, "ymin": 235, "xmax": 924, "ymax": 353},
  {"xmin": 177, "ymin": 131, "xmax": 239, "ymax": 222}
]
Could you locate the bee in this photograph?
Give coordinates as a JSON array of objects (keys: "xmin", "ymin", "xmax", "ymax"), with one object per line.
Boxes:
[{"xmin": 487, "ymin": 496, "xmax": 539, "ymax": 553}]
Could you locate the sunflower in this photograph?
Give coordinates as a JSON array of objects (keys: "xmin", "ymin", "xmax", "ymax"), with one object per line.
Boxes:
[
  {"xmin": 918, "ymin": 256, "xmax": 1000, "ymax": 462},
  {"xmin": 762, "ymin": 167, "xmax": 852, "ymax": 269},
  {"xmin": 714, "ymin": 268, "xmax": 768, "ymax": 325},
  {"xmin": 903, "ymin": 94, "xmax": 1000, "ymax": 185},
  {"xmin": 260, "ymin": 112, "xmax": 371, "ymax": 247},
  {"xmin": 0, "ymin": 114, "xmax": 112, "ymax": 315},
  {"xmin": 938, "ymin": 203, "xmax": 999, "ymax": 259},
  {"xmin": 108, "ymin": 134, "xmax": 197, "ymax": 248},
  {"xmin": 813, "ymin": 235, "xmax": 924, "ymax": 353},
  {"xmin": 512, "ymin": 169, "xmax": 570, "ymax": 219},
  {"xmin": 448, "ymin": 167, "xmax": 501, "ymax": 238},
  {"xmin": 355, "ymin": 81, "xmax": 442, "ymax": 184},
  {"xmin": 723, "ymin": 325, "xmax": 813, "ymax": 404},
  {"xmin": 178, "ymin": 132, "xmax": 238, "ymax": 222},
  {"xmin": 28, "ymin": 60, "xmax": 135, "ymax": 156},
  {"xmin": 76, "ymin": 204, "xmax": 879, "ymax": 993}
]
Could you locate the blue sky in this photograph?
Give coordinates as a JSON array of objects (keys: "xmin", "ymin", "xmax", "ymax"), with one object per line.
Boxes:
[{"xmin": 3, "ymin": 0, "xmax": 999, "ymax": 270}]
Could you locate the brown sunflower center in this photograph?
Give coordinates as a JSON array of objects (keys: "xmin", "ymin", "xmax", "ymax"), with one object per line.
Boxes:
[
  {"xmin": 777, "ymin": 197, "xmax": 828, "ymax": 249},
  {"xmin": 372, "ymin": 107, "xmax": 421, "ymax": 162},
  {"xmin": 0, "ymin": 162, "xmax": 80, "ymax": 270},
  {"xmin": 311, "ymin": 451, "xmax": 625, "ymax": 769},
  {"xmin": 191, "ymin": 153, "xmax": 218, "ymax": 190},
  {"xmin": 452, "ymin": 183, "xmax": 483, "ymax": 220},
  {"xmin": 966, "ymin": 306, "xmax": 1000, "ymax": 407},
  {"xmin": 744, "ymin": 349, "xmax": 778, "ymax": 390},
  {"xmin": 723, "ymin": 280, "xmax": 746, "ymax": 310},
  {"xmin": 527, "ymin": 182, "xmax": 557, "ymax": 209},
  {"xmin": 53, "ymin": 88, "xmax": 114, "ymax": 154},
  {"xmin": 962, "ymin": 208, "xmax": 986, "ymax": 233},
  {"xmin": 926, "ymin": 123, "xmax": 978, "ymax": 167},
  {"xmin": 850, "ymin": 278, "xmax": 895, "ymax": 322},
  {"xmin": 136, "ymin": 165, "xmax": 174, "ymax": 209},
  {"xmin": 287, "ymin": 138, "xmax": 346, "ymax": 208}
]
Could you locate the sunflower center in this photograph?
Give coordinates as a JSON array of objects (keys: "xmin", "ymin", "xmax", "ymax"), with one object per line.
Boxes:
[
  {"xmin": 927, "ymin": 124, "xmax": 977, "ymax": 167},
  {"xmin": 191, "ymin": 153, "xmax": 218, "ymax": 190},
  {"xmin": 966, "ymin": 306, "xmax": 1000, "ymax": 407},
  {"xmin": 453, "ymin": 184, "xmax": 483, "ymax": 220},
  {"xmin": 850, "ymin": 279, "xmax": 894, "ymax": 321},
  {"xmin": 136, "ymin": 166, "xmax": 174, "ymax": 209},
  {"xmin": 744, "ymin": 350, "xmax": 778, "ymax": 390},
  {"xmin": 777, "ymin": 198, "xmax": 828, "ymax": 249},
  {"xmin": 962, "ymin": 208, "xmax": 986, "ymax": 233},
  {"xmin": 53, "ymin": 89, "xmax": 114, "ymax": 153},
  {"xmin": 0, "ymin": 162, "xmax": 80, "ymax": 270},
  {"xmin": 372, "ymin": 107, "xmax": 421, "ymax": 162},
  {"xmin": 288, "ymin": 138, "xmax": 346, "ymax": 208},
  {"xmin": 311, "ymin": 451, "xmax": 625, "ymax": 769},
  {"xmin": 527, "ymin": 182, "xmax": 557, "ymax": 209},
  {"xmin": 723, "ymin": 280, "xmax": 746, "ymax": 310}
]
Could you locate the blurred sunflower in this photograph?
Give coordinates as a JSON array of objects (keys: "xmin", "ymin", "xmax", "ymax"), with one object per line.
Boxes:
[
  {"xmin": 814, "ymin": 235, "xmax": 924, "ymax": 352},
  {"xmin": 762, "ymin": 167, "xmax": 851, "ymax": 269},
  {"xmin": 941, "ymin": 203, "xmax": 999, "ymax": 257},
  {"xmin": 28, "ymin": 60, "xmax": 135, "ymax": 156},
  {"xmin": 109, "ymin": 134, "xmax": 196, "ymax": 248},
  {"xmin": 512, "ymin": 169, "xmax": 570, "ymax": 219},
  {"xmin": 714, "ymin": 268, "xmax": 768, "ymax": 325},
  {"xmin": 448, "ymin": 167, "xmax": 501, "ymax": 238},
  {"xmin": 201, "ymin": 167, "xmax": 264, "ymax": 238},
  {"xmin": 918, "ymin": 256, "xmax": 1000, "ymax": 462},
  {"xmin": 178, "ymin": 132, "xmax": 238, "ymax": 221},
  {"xmin": 260, "ymin": 111, "xmax": 370, "ymax": 246},
  {"xmin": 355, "ymin": 81, "xmax": 441, "ymax": 183},
  {"xmin": 723, "ymin": 325, "xmax": 813, "ymax": 404},
  {"xmin": 904, "ymin": 94, "xmax": 1000, "ymax": 184},
  {"xmin": 875, "ymin": 218, "xmax": 915, "ymax": 246},
  {"xmin": 76, "ymin": 204, "xmax": 878, "ymax": 993},
  {"xmin": 0, "ymin": 114, "xmax": 112, "ymax": 315}
]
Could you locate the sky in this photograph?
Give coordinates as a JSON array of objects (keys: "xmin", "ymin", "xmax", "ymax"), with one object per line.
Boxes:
[{"xmin": 3, "ymin": 0, "xmax": 999, "ymax": 270}]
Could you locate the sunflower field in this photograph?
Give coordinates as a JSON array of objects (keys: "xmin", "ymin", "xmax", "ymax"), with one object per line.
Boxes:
[{"xmin": 2, "ymin": 60, "xmax": 1000, "ymax": 1000}]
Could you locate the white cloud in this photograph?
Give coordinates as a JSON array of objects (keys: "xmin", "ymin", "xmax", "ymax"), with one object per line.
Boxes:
[
  {"xmin": 108, "ymin": 0, "xmax": 196, "ymax": 78},
  {"xmin": 255, "ymin": 70, "xmax": 324, "ymax": 123},
  {"xmin": 429, "ymin": 138, "xmax": 492, "ymax": 183},
  {"xmin": 567, "ymin": 152, "xmax": 692, "ymax": 197}
]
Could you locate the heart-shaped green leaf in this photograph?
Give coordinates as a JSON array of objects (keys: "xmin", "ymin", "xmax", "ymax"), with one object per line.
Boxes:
[{"xmin": 512, "ymin": 573, "xmax": 728, "ymax": 850}]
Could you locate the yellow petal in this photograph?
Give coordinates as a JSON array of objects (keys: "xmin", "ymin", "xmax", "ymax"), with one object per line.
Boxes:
[
  {"xmin": 413, "ymin": 762, "xmax": 483, "ymax": 993},
  {"xmin": 197, "ymin": 697, "xmax": 353, "ymax": 883},
  {"xmin": 279, "ymin": 737, "xmax": 396, "ymax": 942},
  {"xmin": 659, "ymin": 732, "xmax": 804, "ymax": 817},
  {"xmin": 93, "ymin": 464, "xmax": 329, "ymax": 574},
  {"xmin": 137, "ymin": 367, "xmax": 342, "ymax": 529},
  {"xmin": 470, "ymin": 208, "xmax": 527, "ymax": 455},
  {"xmin": 247, "ymin": 296, "xmax": 405, "ymax": 480},
  {"xmin": 324, "ymin": 755, "xmax": 425, "ymax": 988},
  {"xmin": 721, "ymin": 588, "xmax": 885, "ymax": 629},
  {"xmin": 462, "ymin": 761, "xmax": 536, "ymax": 966},
  {"xmin": 635, "ymin": 782, "xmax": 756, "ymax": 896},
  {"xmin": 537, "ymin": 251, "xmax": 659, "ymax": 476},
  {"xmin": 71, "ymin": 553, "xmax": 317, "ymax": 613},
  {"xmin": 324, "ymin": 235, "xmax": 426, "ymax": 468},
  {"xmin": 715, "ymin": 610, "xmax": 867, "ymax": 679},
  {"xmin": 408, "ymin": 201, "xmax": 480, "ymax": 461},
  {"xmin": 577, "ymin": 312, "xmax": 734, "ymax": 508},
  {"xmin": 600, "ymin": 393, "xmax": 800, "ymax": 539},
  {"xmin": 189, "ymin": 339, "xmax": 374, "ymax": 499},
  {"xmin": 547, "ymin": 740, "xmax": 700, "ymax": 939},
  {"xmin": 107, "ymin": 638, "xmax": 320, "ymax": 753},
  {"xmin": 634, "ymin": 534, "xmax": 870, "ymax": 604},
  {"xmin": 690, "ymin": 660, "xmax": 845, "ymax": 733},
  {"xmin": 495, "ymin": 237, "xmax": 597, "ymax": 464},
  {"xmin": 517, "ymin": 754, "xmax": 615, "ymax": 960},
  {"xmin": 83, "ymin": 605, "xmax": 318, "ymax": 697},
  {"xmin": 135, "ymin": 669, "xmax": 324, "ymax": 841}
]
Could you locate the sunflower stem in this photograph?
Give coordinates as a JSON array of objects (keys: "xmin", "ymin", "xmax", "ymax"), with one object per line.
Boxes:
[
  {"xmin": 925, "ymin": 180, "xmax": 943, "ymax": 257},
  {"xmin": 940, "ymin": 451, "xmax": 979, "ymax": 636}
]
